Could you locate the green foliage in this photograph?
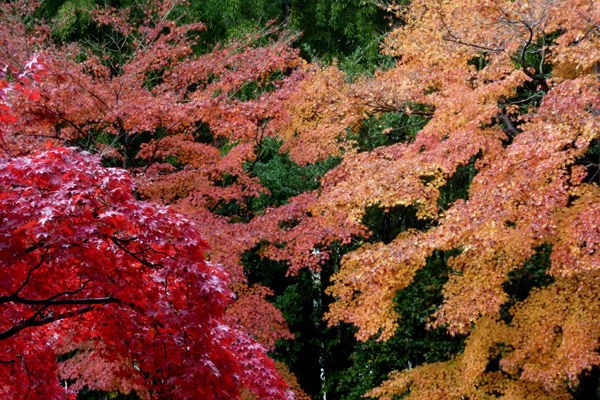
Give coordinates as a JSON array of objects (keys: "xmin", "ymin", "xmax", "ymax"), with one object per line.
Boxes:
[
  {"xmin": 437, "ymin": 153, "xmax": 479, "ymax": 212},
  {"xmin": 243, "ymin": 249, "xmax": 290, "ymax": 295},
  {"xmin": 214, "ymin": 199, "xmax": 247, "ymax": 221},
  {"xmin": 502, "ymin": 80, "xmax": 546, "ymax": 116},
  {"xmin": 242, "ymin": 241, "xmax": 361, "ymax": 399},
  {"xmin": 142, "ymin": 68, "xmax": 165, "ymax": 91},
  {"xmin": 218, "ymin": 138, "xmax": 240, "ymax": 156},
  {"xmin": 173, "ymin": 0, "xmax": 391, "ymax": 75},
  {"xmin": 38, "ymin": 0, "xmax": 94, "ymax": 41},
  {"xmin": 212, "ymin": 138, "xmax": 340, "ymax": 222},
  {"xmin": 248, "ymin": 137, "xmax": 341, "ymax": 209},
  {"xmin": 362, "ymin": 204, "xmax": 433, "ymax": 244},
  {"xmin": 38, "ymin": 0, "xmax": 119, "ymax": 42},
  {"xmin": 349, "ymin": 110, "xmax": 430, "ymax": 152},
  {"xmin": 243, "ymin": 249, "xmax": 329, "ymax": 397},
  {"xmin": 39, "ymin": 0, "xmax": 391, "ymax": 77},
  {"xmin": 270, "ymin": 245, "xmax": 357, "ymax": 399},
  {"xmin": 337, "ymin": 38, "xmax": 396, "ymax": 81},
  {"xmin": 273, "ymin": 272, "xmax": 325, "ymax": 396},
  {"xmin": 290, "ymin": 0, "xmax": 385, "ymax": 61},
  {"xmin": 37, "ymin": 1, "xmax": 138, "ymax": 72},
  {"xmin": 244, "ymin": 241, "xmax": 463, "ymax": 400},
  {"xmin": 170, "ymin": 0, "xmax": 284, "ymax": 47},
  {"xmin": 229, "ymin": 70, "xmax": 286, "ymax": 102},
  {"xmin": 512, "ymin": 31, "xmax": 561, "ymax": 78},
  {"xmin": 467, "ymin": 54, "xmax": 491, "ymax": 71},
  {"xmin": 500, "ymin": 244, "xmax": 554, "ymax": 323},
  {"xmin": 191, "ymin": 121, "xmax": 215, "ymax": 144}
]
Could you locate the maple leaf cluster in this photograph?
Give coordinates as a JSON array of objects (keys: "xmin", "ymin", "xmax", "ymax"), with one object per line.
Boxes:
[
  {"xmin": 274, "ymin": 63, "xmax": 363, "ymax": 165},
  {"xmin": 0, "ymin": 147, "xmax": 291, "ymax": 399}
]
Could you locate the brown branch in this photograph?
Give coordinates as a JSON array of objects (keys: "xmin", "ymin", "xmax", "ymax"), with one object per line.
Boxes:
[
  {"xmin": 246, "ymin": 118, "xmax": 270, "ymax": 173},
  {"xmin": 36, "ymin": 102, "xmax": 90, "ymax": 140},
  {"xmin": 110, "ymin": 236, "xmax": 162, "ymax": 269},
  {"xmin": 20, "ymin": 355, "xmax": 32, "ymax": 399},
  {"xmin": 438, "ymin": 11, "xmax": 504, "ymax": 53},
  {"xmin": 0, "ymin": 295, "xmax": 119, "ymax": 306},
  {"xmin": 0, "ymin": 44, "xmax": 25, "ymax": 71},
  {"xmin": 496, "ymin": 112, "xmax": 519, "ymax": 137},
  {"xmin": 1, "ymin": 273, "xmax": 119, "ymax": 308},
  {"xmin": 0, "ymin": 306, "xmax": 95, "ymax": 341},
  {"xmin": 13, "ymin": 256, "xmax": 46, "ymax": 296},
  {"xmin": 367, "ymin": 99, "xmax": 435, "ymax": 116},
  {"xmin": 514, "ymin": 18, "xmax": 550, "ymax": 92},
  {"xmin": 438, "ymin": 3, "xmax": 551, "ymax": 92},
  {"xmin": 62, "ymin": 70, "xmax": 113, "ymax": 113}
]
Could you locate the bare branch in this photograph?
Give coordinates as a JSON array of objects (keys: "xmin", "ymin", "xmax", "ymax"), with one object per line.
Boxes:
[
  {"xmin": 496, "ymin": 112, "xmax": 519, "ymax": 138},
  {"xmin": 438, "ymin": 11, "xmax": 504, "ymax": 53}
]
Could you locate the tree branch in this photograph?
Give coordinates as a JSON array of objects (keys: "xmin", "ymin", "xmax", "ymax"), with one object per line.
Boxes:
[
  {"xmin": 13, "ymin": 256, "xmax": 46, "ymax": 296},
  {"xmin": 110, "ymin": 236, "xmax": 162, "ymax": 269},
  {"xmin": 439, "ymin": 11, "xmax": 504, "ymax": 53},
  {"xmin": 0, "ymin": 306, "xmax": 95, "ymax": 341},
  {"xmin": 496, "ymin": 112, "xmax": 519, "ymax": 137},
  {"xmin": 0, "ymin": 295, "xmax": 119, "ymax": 306}
]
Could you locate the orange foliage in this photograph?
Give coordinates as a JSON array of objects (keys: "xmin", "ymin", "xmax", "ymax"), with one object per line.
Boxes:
[
  {"xmin": 226, "ymin": 284, "xmax": 294, "ymax": 350},
  {"xmin": 320, "ymin": 0, "xmax": 600, "ymax": 398},
  {"xmin": 275, "ymin": 64, "xmax": 363, "ymax": 165}
]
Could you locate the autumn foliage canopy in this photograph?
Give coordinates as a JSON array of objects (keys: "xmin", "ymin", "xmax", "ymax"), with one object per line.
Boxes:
[{"xmin": 0, "ymin": 0, "xmax": 599, "ymax": 398}]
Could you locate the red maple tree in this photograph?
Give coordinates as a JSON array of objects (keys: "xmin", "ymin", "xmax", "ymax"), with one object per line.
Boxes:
[
  {"xmin": 0, "ymin": 31, "xmax": 291, "ymax": 397},
  {"xmin": 2, "ymin": 0, "xmax": 300, "ymax": 335},
  {"xmin": 0, "ymin": 146, "xmax": 291, "ymax": 399}
]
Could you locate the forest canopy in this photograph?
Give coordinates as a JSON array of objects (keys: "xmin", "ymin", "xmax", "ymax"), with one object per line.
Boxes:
[{"xmin": 0, "ymin": 0, "xmax": 598, "ymax": 399}]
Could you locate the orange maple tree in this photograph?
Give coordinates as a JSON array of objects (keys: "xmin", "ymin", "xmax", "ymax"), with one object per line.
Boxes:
[{"xmin": 319, "ymin": 0, "xmax": 599, "ymax": 398}]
